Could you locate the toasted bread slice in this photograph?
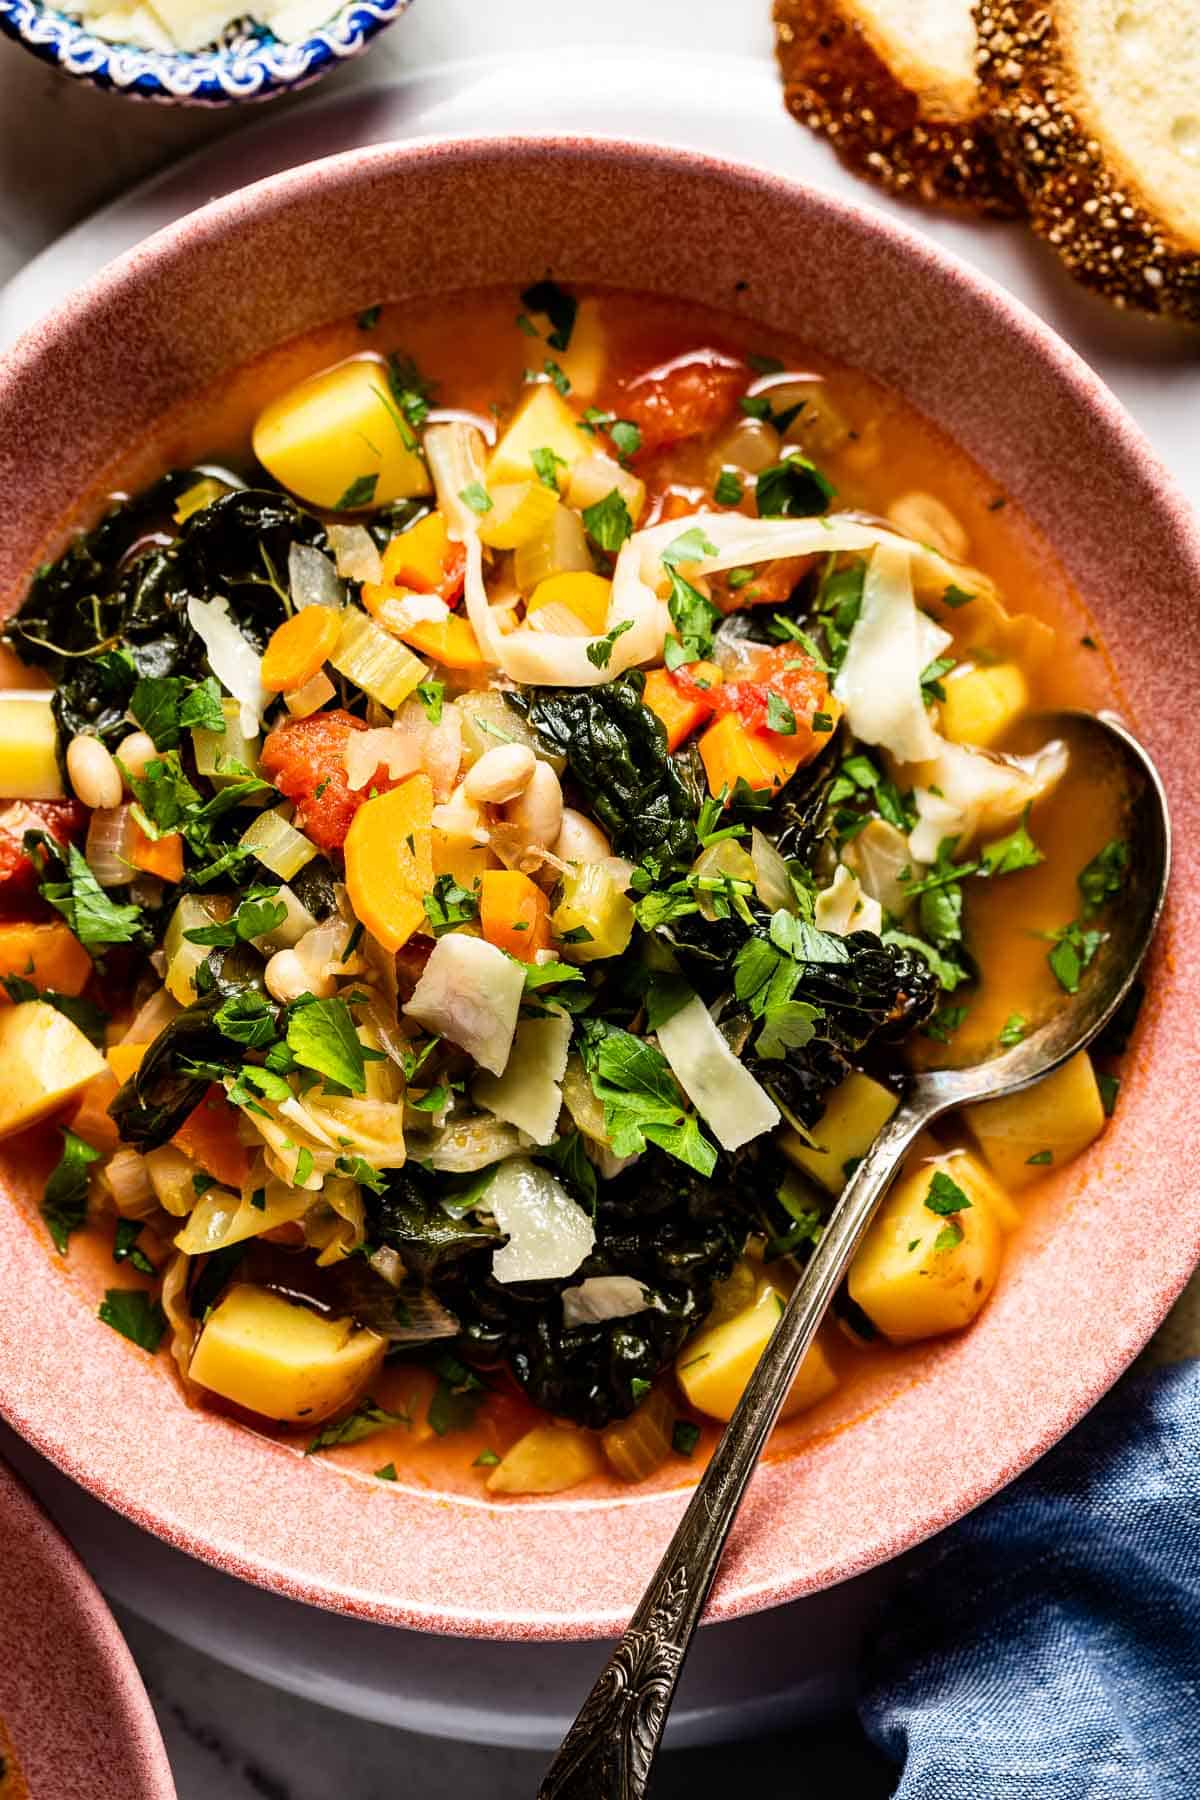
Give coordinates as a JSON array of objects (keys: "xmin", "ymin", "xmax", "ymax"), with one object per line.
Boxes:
[
  {"xmin": 775, "ymin": 0, "xmax": 1022, "ymax": 215},
  {"xmin": 976, "ymin": 0, "xmax": 1200, "ymax": 319}
]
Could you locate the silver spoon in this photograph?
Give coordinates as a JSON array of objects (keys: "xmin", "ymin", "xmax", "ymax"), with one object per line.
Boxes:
[{"xmin": 539, "ymin": 710, "xmax": 1170, "ymax": 1800}]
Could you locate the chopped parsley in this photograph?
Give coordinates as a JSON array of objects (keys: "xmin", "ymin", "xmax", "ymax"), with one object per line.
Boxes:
[
  {"xmin": 672, "ymin": 1420, "xmax": 701, "ymax": 1457},
  {"xmin": 428, "ymin": 1353, "xmax": 489, "ymax": 1436},
  {"xmin": 98, "ymin": 1287, "xmax": 167, "ymax": 1352},
  {"xmin": 306, "ymin": 1398, "xmax": 411, "ymax": 1454},
  {"xmin": 41, "ymin": 1127, "xmax": 100, "ymax": 1253},
  {"xmin": 610, "ymin": 419, "xmax": 642, "ymax": 462},
  {"xmin": 924, "ymin": 1170, "xmax": 972, "ymax": 1216},
  {"xmin": 519, "ymin": 279, "xmax": 577, "ymax": 351},
  {"xmin": 286, "ymin": 996, "xmax": 366, "ymax": 1093},
  {"xmin": 998, "ymin": 1013, "xmax": 1027, "ymax": 1047},
  {"xmin": 585, "ymin": 618, "xmax": 634, "ymax": 669},
  {"xmin": 1026, "ymin": 1149, "xmax": 1053, "ymax": 1166},
  {"xmin": 459, "ymin": 481, "xmax": 492, "ymax": 515},
  {"xmin": 416, "ymin": 678, "xmax": 445, "ymax": 724},
  {"xmin": 335, "ymin": 472, "xmax": 379, "ymax": 511},
  {"xmin": 582, "ymin": 488, "xmax": 634, "ymax": 553},
  {"xmin": 423, "ymin": 873, "xmax": 480, "ymax": 935},
  {"xmin": 113, "ymin": 1218, "xmax": 155, "ymax": 1276},
  {"xmin": 1078, "ymin": 840, "xmax": 1129, "ymax": 916},
  {"xmin": 531, "ymin": 445, "xmax": 568, "ymax": 491},
  {"xmin": 766, "ymin": 691, "xmax": 796, "ymax": 735},
  {"xmin": 755, "ymin": 452, "xmax": 834, "ymax": 519},
  {"xmin": 1047, "ymin": 921, "xmax": 1105, "ymax": 994}
]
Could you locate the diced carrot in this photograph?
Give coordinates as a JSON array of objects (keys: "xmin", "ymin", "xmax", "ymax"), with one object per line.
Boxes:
[
  {"xmin": 344, "ymin": 774, "xmax": 434, "ymax": 953},
  {"xmin": 642, "ymin": 663, "xmax": 722, "ymax": 752},
  {"xmin": 698, "ymin": 713, "xmax": 813, "ymax": 797},
  {"xmin": 261, "ymin": 607, "xmax": 343, "ymax": 694},
  {"xmin": 393, "ymin": 614, "xmax": 487, "ymax": 670},
  {"xmin": 479, "ymin": 870, "xmax": 551, "ymax": 962},
  {"xmin": 0, "ymin": 920, "xmax": 91, "ymax": 996},
  {"xmin": 364, "ymin": 513, "xmax": 466, "ymax": 606},
  {"xmin": 173, "ymin": 1084, "xmax": 251, "ymax": 1189},
  {"xmin": 68, "ymin": 1068, "xmax": 122, "ymax": 1154},
  {"xmin": 526, "ymin": 573, "xmax": 613, "ymax": 635},
  {"xmin": 106, "ymin": 1042, "xmax": 150, "ymax": 1083},
  {"xmin": 129, "ymin": 823, "xmax": 184, "ymax": 883}
]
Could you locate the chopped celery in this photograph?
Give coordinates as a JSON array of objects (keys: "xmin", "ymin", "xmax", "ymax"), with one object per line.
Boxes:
[
  {"xmin": 249, "ymin": 883, "xmax": 317, "ymax": 954},
  {"xmin": 163, "ymin": 894, "xmax": 234, "ymax": 1004},
  {"xmin": 552, "ymin": 863, "xmax": 635, "ymax": 962},
  {"xmin": 457, "ymin": 689, "xmax": 565, "ymax": 773},
  {"xmin": 192, "ymin": 696, "xmax": 260, "ymax": 787},
  {"xmin": 329, "ymin": 608, "xmax": 428, "ymax": 709},
  {"xmin": 601, "ymin": 1385, "xmax": 676, "ymax": 1483},
  {"xmin": 513, "ymin": 502, "xmax": 593, "ymax": 594},
  {"xmin": 240, "ymin": 806, "xmax": 317, "ymax": 880}
]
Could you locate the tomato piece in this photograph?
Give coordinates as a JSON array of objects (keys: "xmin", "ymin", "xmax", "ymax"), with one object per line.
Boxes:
[
  {"xmin": 686, "ymin": 645, "xmax": 835, "ymax": 742},
  {"xmin": 618, "ymin": 352, "xmax": 746, "ymax": 456},
  {"xmin": 0, "ymin": 798, "xmax": 87, "ymax": 909},
  {"xmin": 260, "ymin": 709, "xmax": 399, "ymax": 854},
  {"xmin": 713, "ymin": 555, "xmax": 817, "ymax": 613}
]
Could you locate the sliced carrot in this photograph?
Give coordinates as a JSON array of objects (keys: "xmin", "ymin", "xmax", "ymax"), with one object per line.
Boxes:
[
  {"xmin": 344, "ymin": 774, "xmax": 434, "ymax": 953},
  {"xmin": 173, "ymin": 1084, "xmax": 251, "ymax": 1189},
  {"xmin": 129, "ymin": 823, "xmax": 184, "ymax": 883},
  {"xmin": 393, "ymin": 614, "xmax": 487, "ymax": 670},
  {"xmin": 642, "ymin": 663, "xmax": 722, "ymax": 752},
  {"xmin": 479, "ymin": 869, "xmax": 551, "ymax": 962},
  {"xmin": 364, "ymin": 513, "xmax": 466, "ymax": 604},
  {"xmin": 698, "ymin": 712, "xmax": 811, "ymax": 798},
  {"xmin": 261, "ymin": 606, "xmax": 343, "ymax": 694},
  {"xmin": 106, "ymin": 1041, "xmax": 150, "ymax": 1083},
  {"xmin": 0, "ymin": 920, "xmax": 91, "ymax": 997},
  {"xmin": 526, "ymin": 573, "xmax": 613, "ymax": 635},
  {"xmin": 68, "ymin": 1068, "xmax": 122, "ymax": 1155}
]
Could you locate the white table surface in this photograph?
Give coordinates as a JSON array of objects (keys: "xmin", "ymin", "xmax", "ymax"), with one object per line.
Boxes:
[{"xmin": 1, "ymin": 3, "xmax": 1195, "ymax": 1793}]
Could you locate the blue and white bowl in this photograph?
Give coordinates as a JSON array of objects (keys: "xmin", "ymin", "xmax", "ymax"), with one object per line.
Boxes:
[{"xmin": 0, "ymin": 0, "xmax": 411, "ymax": 104}]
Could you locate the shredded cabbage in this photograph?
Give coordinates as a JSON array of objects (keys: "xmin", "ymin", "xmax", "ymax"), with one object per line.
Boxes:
[
  {"xmin": 908, "ymin": 738, "xmax": 1069, "ymax": 861},
  {"xmin": 834, "ymin": 542, "xmax": 950, "ymax": 763},
  {"xmin": 186, "ymin": 595, "xmax": 267, "ymax": 737}
]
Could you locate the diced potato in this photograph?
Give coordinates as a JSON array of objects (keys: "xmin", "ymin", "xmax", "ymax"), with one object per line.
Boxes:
[
  {"xmin": 188, "ymin": 1284, "xmax": 386, "ymax": 1425},
  {"xmin": 963, "ymin": 1050, "xmax": 1106, "ymax": 1192},
  {"xmin": 676, "ymin": 1280, "xmax": 838, "ymax": 1423},
  {"xmin": 848, "ymin": 1152, "xmax": 1004, "ymax": 1342},
  {"xmin": 252, "ymin": 356, "xmax": 432, "ymax": 511},
  {"xmin": 0, "ymin": 1002, "xmax": 106, "ymax": 1139},
  {"xmin": 0, "ymin": 696, "xmax": 64, "ymax": 800},
  {"xmin": 0, "ymin": 921, "xmax": 90, "ymax": 997},
  {"xmin": 476, "ymin": 480, "xmax": 559, "ymax": 551},
  {"xmin": 552, "ymin": 862, "xmax": 635, "ymax": 962},
  {"xmin": 487, "ymin": 385, "xmax": 592, "ymax": 486},
  {"xmin": 779, "ymin": 1072, "xmax": 899, "ymax": 1195},
  {"xmin": 940, "ymin": 663, "xmax": 1029, "ymax": 748},
  {"xmin": 601, "ymin": 1386, "xmax": 676, "ymax": 1483},
  {"xmin": 549, "ymin": 296, "xmax": 606, "ymax": 401},
  {"xmin": 486, "ymin": 1422, "xmax": 602, "ymax": 1496},
  {"xmin": 432, "ymin": 826, "xmax": 498, "ymax": 890}
]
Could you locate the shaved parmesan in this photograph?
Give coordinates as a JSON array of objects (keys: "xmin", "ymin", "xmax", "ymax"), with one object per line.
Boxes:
[
  {"xmin": 814, "ymin": 863, "xmax": 884, "ymax": 937},
  {"xmin": 488, "ymin": 1156, "xmax": 595, "ymax": 1284},
  {"xmin": 562, "ymin": 1276, "xmax": 651, "ymax": 1328},
  {"xmin": 655, "ymin": 993, "xmax": 779, "ymax": 1153},
  {"xmin": 403, "ymin": 935, "xmax": 525, "ymax": 1076},
  {"xmin": 473, "ymin": 1011, "xmax": 573, "ymax": 1146},
  {"xmin": 186, "ymin": 596, "xmax": 266, "ymax": 738},
  {"xmin": 833, "ymin": 543, "xmax": 950, "ymax": 763},
  {"xmin": 908, "ymin": 738, "xmax": 1068, "ymax": 861}
]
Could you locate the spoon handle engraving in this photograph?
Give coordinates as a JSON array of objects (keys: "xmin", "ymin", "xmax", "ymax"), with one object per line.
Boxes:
[{"xmin": 538, "ymin": 1102, "xmax": 931, "ymax": 1800}]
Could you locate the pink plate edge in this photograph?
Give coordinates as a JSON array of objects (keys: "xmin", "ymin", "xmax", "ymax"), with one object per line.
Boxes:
[{"xmin": 0, "ymin": 133, "xmax": 1198, "ymax": 1642}]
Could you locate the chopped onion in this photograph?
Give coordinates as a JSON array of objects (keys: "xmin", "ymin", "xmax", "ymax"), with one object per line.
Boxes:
[
  {"xmin": 414, "ymin": 1112, "xmax": 527, "ymax": 1173},
  {"xmin": 390, "ymin": 696, "xmax": 463, "ymax": 802},
  {"xmin": 326, "ymin": 524, "xmax": 384, "ymax": 586},
  {"xmin": 186, "ymin": 595, "xmax": 267, "ymax": 738},
  {"xmin": 342, "ymin": 726, "xmax": 426, "ymax": 793},
  {"xmin": 288, "ymin": 542, "xmax": 344, "ymax": 610},
  {"xmin": 100, "ymin": 1147, "xmax": 155, "ymax": 1219},
  {"xmin": 488, "ymin": 1155, "xmax": 595, "ymax": 1284},
  {"xmin": 833, "ymin": 543, "xmax": 950, "ymax": 764},
  {"xmin": 123, "ymin": 985, "xmax": 180, "ymax": 1045},
  {"xmin": 908, "ymin": 738, "xmax": 1068, "ymax": 861},
  {"xmin": 842, "ymin": 818, "xmax": 913, "ymax": 918},
  {"xmin": 654, "ymin": 992, "xmax": 780, "ymax": 1153},
  {"xmin": 402, "ymin": 934, "xmax": 525, "ymax": 1076},
  {"xmin": 813, "ymin": 863, "xmax": 884, "ymax": 937},
  {"xmin": 750, "ymin": 827, "xmax": 796, "ymax": 914},
  {"xmin": 85, "ymin": 804, "xmax": 136, "ymax": 887},
  {"xmin": 239, "ymin": 806, "xmax": 317, "ymax": 880},
  {"xmin": 174, "ymin": 1185, "xmax": 309, "ymax": 1255},
  {"xmin": 473, "ymin": 1011, "xmax": 572, "ymax": 1145},
  {"xmin": 561, "ymin": 1276, "xmax": 651, "ymax": 1328},
  {"xmin": 371, "ymin": 591, "xmax": 451, "ymax": 635},
  {"xmin": 424, "ymin": 420, "xmax": 488, "ymax": 541}
]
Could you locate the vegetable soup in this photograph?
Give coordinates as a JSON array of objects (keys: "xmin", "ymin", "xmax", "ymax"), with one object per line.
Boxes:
[{"xmin": 0, "ymin": 285, "xmax": 1133, "ymax": 1497}]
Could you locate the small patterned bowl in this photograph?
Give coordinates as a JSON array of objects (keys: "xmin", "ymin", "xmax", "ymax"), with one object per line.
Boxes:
[{"xmin": 0, "ymin": 0, "xmax": 410, "ymax": 104}]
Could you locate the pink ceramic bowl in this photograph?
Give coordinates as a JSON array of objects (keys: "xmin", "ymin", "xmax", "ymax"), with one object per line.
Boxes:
[
  {"xmin": 0, "ymin": 1456, "xmax": 175, "ymax": 1798},
  {"xmin": 0, "ymin": 137, "xmax": 1197, "ymax": 1642}
]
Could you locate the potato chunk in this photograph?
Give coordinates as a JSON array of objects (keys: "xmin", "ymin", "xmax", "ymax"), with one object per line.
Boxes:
[
  {"xmin": 964, "ymin": 1051, "xmax": 1107, "ymax": 1191},
  {"xmin": 486, "ymin": 1423, "xmax": 602, "ymax": 1496},
  {"xmin": 0, "ymin": 1001, "xmax": 106, "ymax": 1139},
  {"xmin": 0, "ymin": 696, "xmax": 63, "ymax": 800},
  {"xmin": 779, "ymin": 1072, "xmax": 898, "ymax": 1195},
  {"xmin": 939, "ymin": 663, "xmax": 1029, "ymax": 748},
  {"xmin": 188, "ymin": 1284, "xmax": 386, "ymax": 1425},
  {"xmin": 848, "ymin": 1152, "xmax": 1004, "ymax": 1343},
  {"xmin": 676, "ymin": 1280, "xmax": 838, "ymax": 1423},
  {"xmin": 252, "ymin": 356, "xmax": 432, "ymax": 511},
  {"xmin": 486, "ymin": 385, "xmax": 592, "ymax": 486}
]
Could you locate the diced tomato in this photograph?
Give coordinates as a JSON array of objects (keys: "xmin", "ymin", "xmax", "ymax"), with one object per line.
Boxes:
[
  {"xmin": 260, "ymin": 709, "xmax": 399, "ymax": 854},
  {"xmin": 0, "ymin": 798, "xmax": 87, "ymax": 908},
  {"xmin": 713, "ymin": 555, "xmax": 817, "ymax": 613},
  {"xmin": 676, "ymin": 644, "xmax": 835, "ymax": 744},
  {"xmin": 618, "ymin": 352, "xmax": 746, "ymax": 456}
]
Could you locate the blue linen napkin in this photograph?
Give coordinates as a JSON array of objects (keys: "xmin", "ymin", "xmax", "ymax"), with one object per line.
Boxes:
[{"xmin": 858, "ymin": 1357, "xmax": 1200, "ymax": 1797}]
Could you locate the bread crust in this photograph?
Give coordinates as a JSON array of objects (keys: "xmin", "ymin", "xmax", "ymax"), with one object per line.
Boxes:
[
  {"xmin": 975, "ymin": 0, "xmax": 1200, "ymax": 320},
  {"xmin": 776, "ymin": 0, "xmax": 1022, "ymax": 217}
]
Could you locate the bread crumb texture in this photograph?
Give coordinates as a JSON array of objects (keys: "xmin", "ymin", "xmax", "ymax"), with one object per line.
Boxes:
[
  {"xmin": 976, "ymin": 0, "xmax": 1200, "ymax": 320},
  {"xmin": 775, "ymin": 0, "xmax": 1023, "ymax": 215}
]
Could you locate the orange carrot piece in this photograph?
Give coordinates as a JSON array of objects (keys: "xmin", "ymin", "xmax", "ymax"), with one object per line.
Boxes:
[
  {"xmin": 698, "ymin": 712, "xmax": 810, "ymax": 798},
  {"xmin": 173, "ymin": 1083, "xmax": 251, "ymax": 1189},
  {"xmin": 393, "ymin": 614, "xmax": 487, "ymax": 670},
  {"xmin": 106, "ymin": 1042, "xmax": 150, "ymax": 1084},
  {"xmin": 344, "ymin": 774, "xmax": 434, "ymax": 953},
  {"xmin": 0, "ymin": 920, "xmax": 91, "ymax": 997},
  {"xmin": 642, "ymin": 664, "xmax": 721, "ymax": 752},
  {"xmin": 129, "ymin": 824, "xmax": 184, "ymax": 883},
  {"xmin": 68, "ymin": 1068, "xmax": 122, "ymax": 1154},
  {"xmin": 261, "ymin": 606, "xmax": 343, "ymax": 694},
  {"xmin": 479, "ymin": 869, "xmax": 551, "ymax": 962}
]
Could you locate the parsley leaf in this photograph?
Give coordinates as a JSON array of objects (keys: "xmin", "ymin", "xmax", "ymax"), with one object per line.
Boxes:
[
  {"xmin": 41, "ymin": 1127, "xmax": 100, "ymax": 1253},
  {"xmin": 755, "ymin": 453, "xmax": 834, "ymax": 519},
  {"xmin": 662, "ymin": 527, "xmax": 718, "ymax": 568},
  {"xmin": 979, "ymin": 807, "xmax": 1043, "ymax": 877},
  {"xmin": 934, "ymin": 1222, "xmax": 964, "ymax": 1251},
  {"xmin": 714, "ymin": 469, "xmax": 743, "ymax": 506},
  {"xmin": 579, "ymin": 1022, "xmax": 717, "ymax": 1176},
  {"xmin": 925, "ymin": 1171, "xmax": 972, "ymax": 1215},
  {"xmin": 28, "ymin": 835, "xmax": 144, "ymax": 951},
  {"xmin": 665, "ymin": 567, "xmax": 721, "ymax": 667},
  {"xmin": 1078, "ymin": 840, "xmax": 1129, "ymax": 916},
  {"xmin": 130, "ymin": 674, "xmax": 224, "ymax": 750},
  {"xmin": 998, "ymin": 1013, "xmax": 1027, "ymax": 1047},
  {"xmin": 582, "ymin": 488, "xmax": 633, "ymax": 553},
  {"xmin": 306, "ymin": 1397, "xmax": 411, "ymax": 1454},
  {"xmin": 416, "ymin": 679, "xmax": 444, "ymax": 724},
  {"xmin": 98, "ymin": 1287, "xmax": 166, "ymax": 1352},
  {"xmin": 335, "ymin": 473, "xmax": 379, "ymax": 511},
  {"xmin": 942, "ymin": 583, "xmax": 974, "ymax": 609},
  {"xmin": 610, "ymin": 419, "xmax": 641, "ymax": 462},
  {"xmin": 585, "ymin": 618, "xmax": 634, "ymax": 670},
  {"xmin": 459, "ymin": 481, "xmax": 492, "ymax": 515},
  {"xmin": 286, "ymin": 996, "xmax": 366, "ymax": 1092},
  {"xmin": 766, "ymin": 691, "xmax": 796, "ymax": 735},
  {"xmin": 215, "ymin": 990, "xmax": 277, "ymax": 1048},
  {"xmin": 423, "ymin": 873, "xmax": 479, "ymax": 936},
  {"xmin": 519, "ymin": 279, "xmax": 577, "ymax": 351},
  {"xmin": 531, "ymin": 445, "xmax": 568, "ymax": 491},
  {"xmin": 428, "ymin": 1353, "xmax": 488, "ymax": 1436},
  {"xmin": 1047, "ymin": 921, "xmax": 1105, "ymax": 994},
  {"xmin": 112, "ymin": 1217, "xmax": 155, "ymax": 1276}
]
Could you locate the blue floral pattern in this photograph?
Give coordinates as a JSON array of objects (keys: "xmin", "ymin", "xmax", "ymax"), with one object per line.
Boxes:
[{"xmin": 0, "ymin": 0, "xmax": 409, "ymax": 104}]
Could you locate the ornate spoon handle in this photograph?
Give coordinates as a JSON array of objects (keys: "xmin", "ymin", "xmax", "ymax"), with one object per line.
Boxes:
[{"xmin": 538, "ymin": 1101, "xmax": 930, "ymax": 1800}]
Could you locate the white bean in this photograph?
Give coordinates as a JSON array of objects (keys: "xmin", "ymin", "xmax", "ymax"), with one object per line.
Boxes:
[
  {"xmin": 887, "ymin": 492, "xmax": 969, "ymax": 562},
  {"xmin": 264, "ymin": 948, "xmax": 315, "ymax": 1004},
  {"xmin": 115, "ymin": 731, "xmax": 158, "ymax": 783},
  {"xmin": 66, "ymin": 734, "xmax": 122, "ymax": 810},
  {"xmin": 503, "ymin": 760, "xmax": 563, "ymax": 850},
  {"xmin": 463, "ymin": 744, "xmax": 537, "ymax": 805},
  {"xmin": 554, "ymin": 807, "xmax": 612, "ymax": 864}
]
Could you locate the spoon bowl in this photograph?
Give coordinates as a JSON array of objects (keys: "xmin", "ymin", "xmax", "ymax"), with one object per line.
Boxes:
[{"xmin": 541, "ymin": 708, "xmax": 1171, "ymax": 1799}]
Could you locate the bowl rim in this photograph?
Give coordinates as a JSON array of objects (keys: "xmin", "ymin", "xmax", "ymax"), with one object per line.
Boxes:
[
  {"xmin": 0, "ymin": 0, "xmax": 411, "ymax": 104},
  {"xmin": 1, "ymin": 131, "xmax": 1199, "ymax": 1640}
]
